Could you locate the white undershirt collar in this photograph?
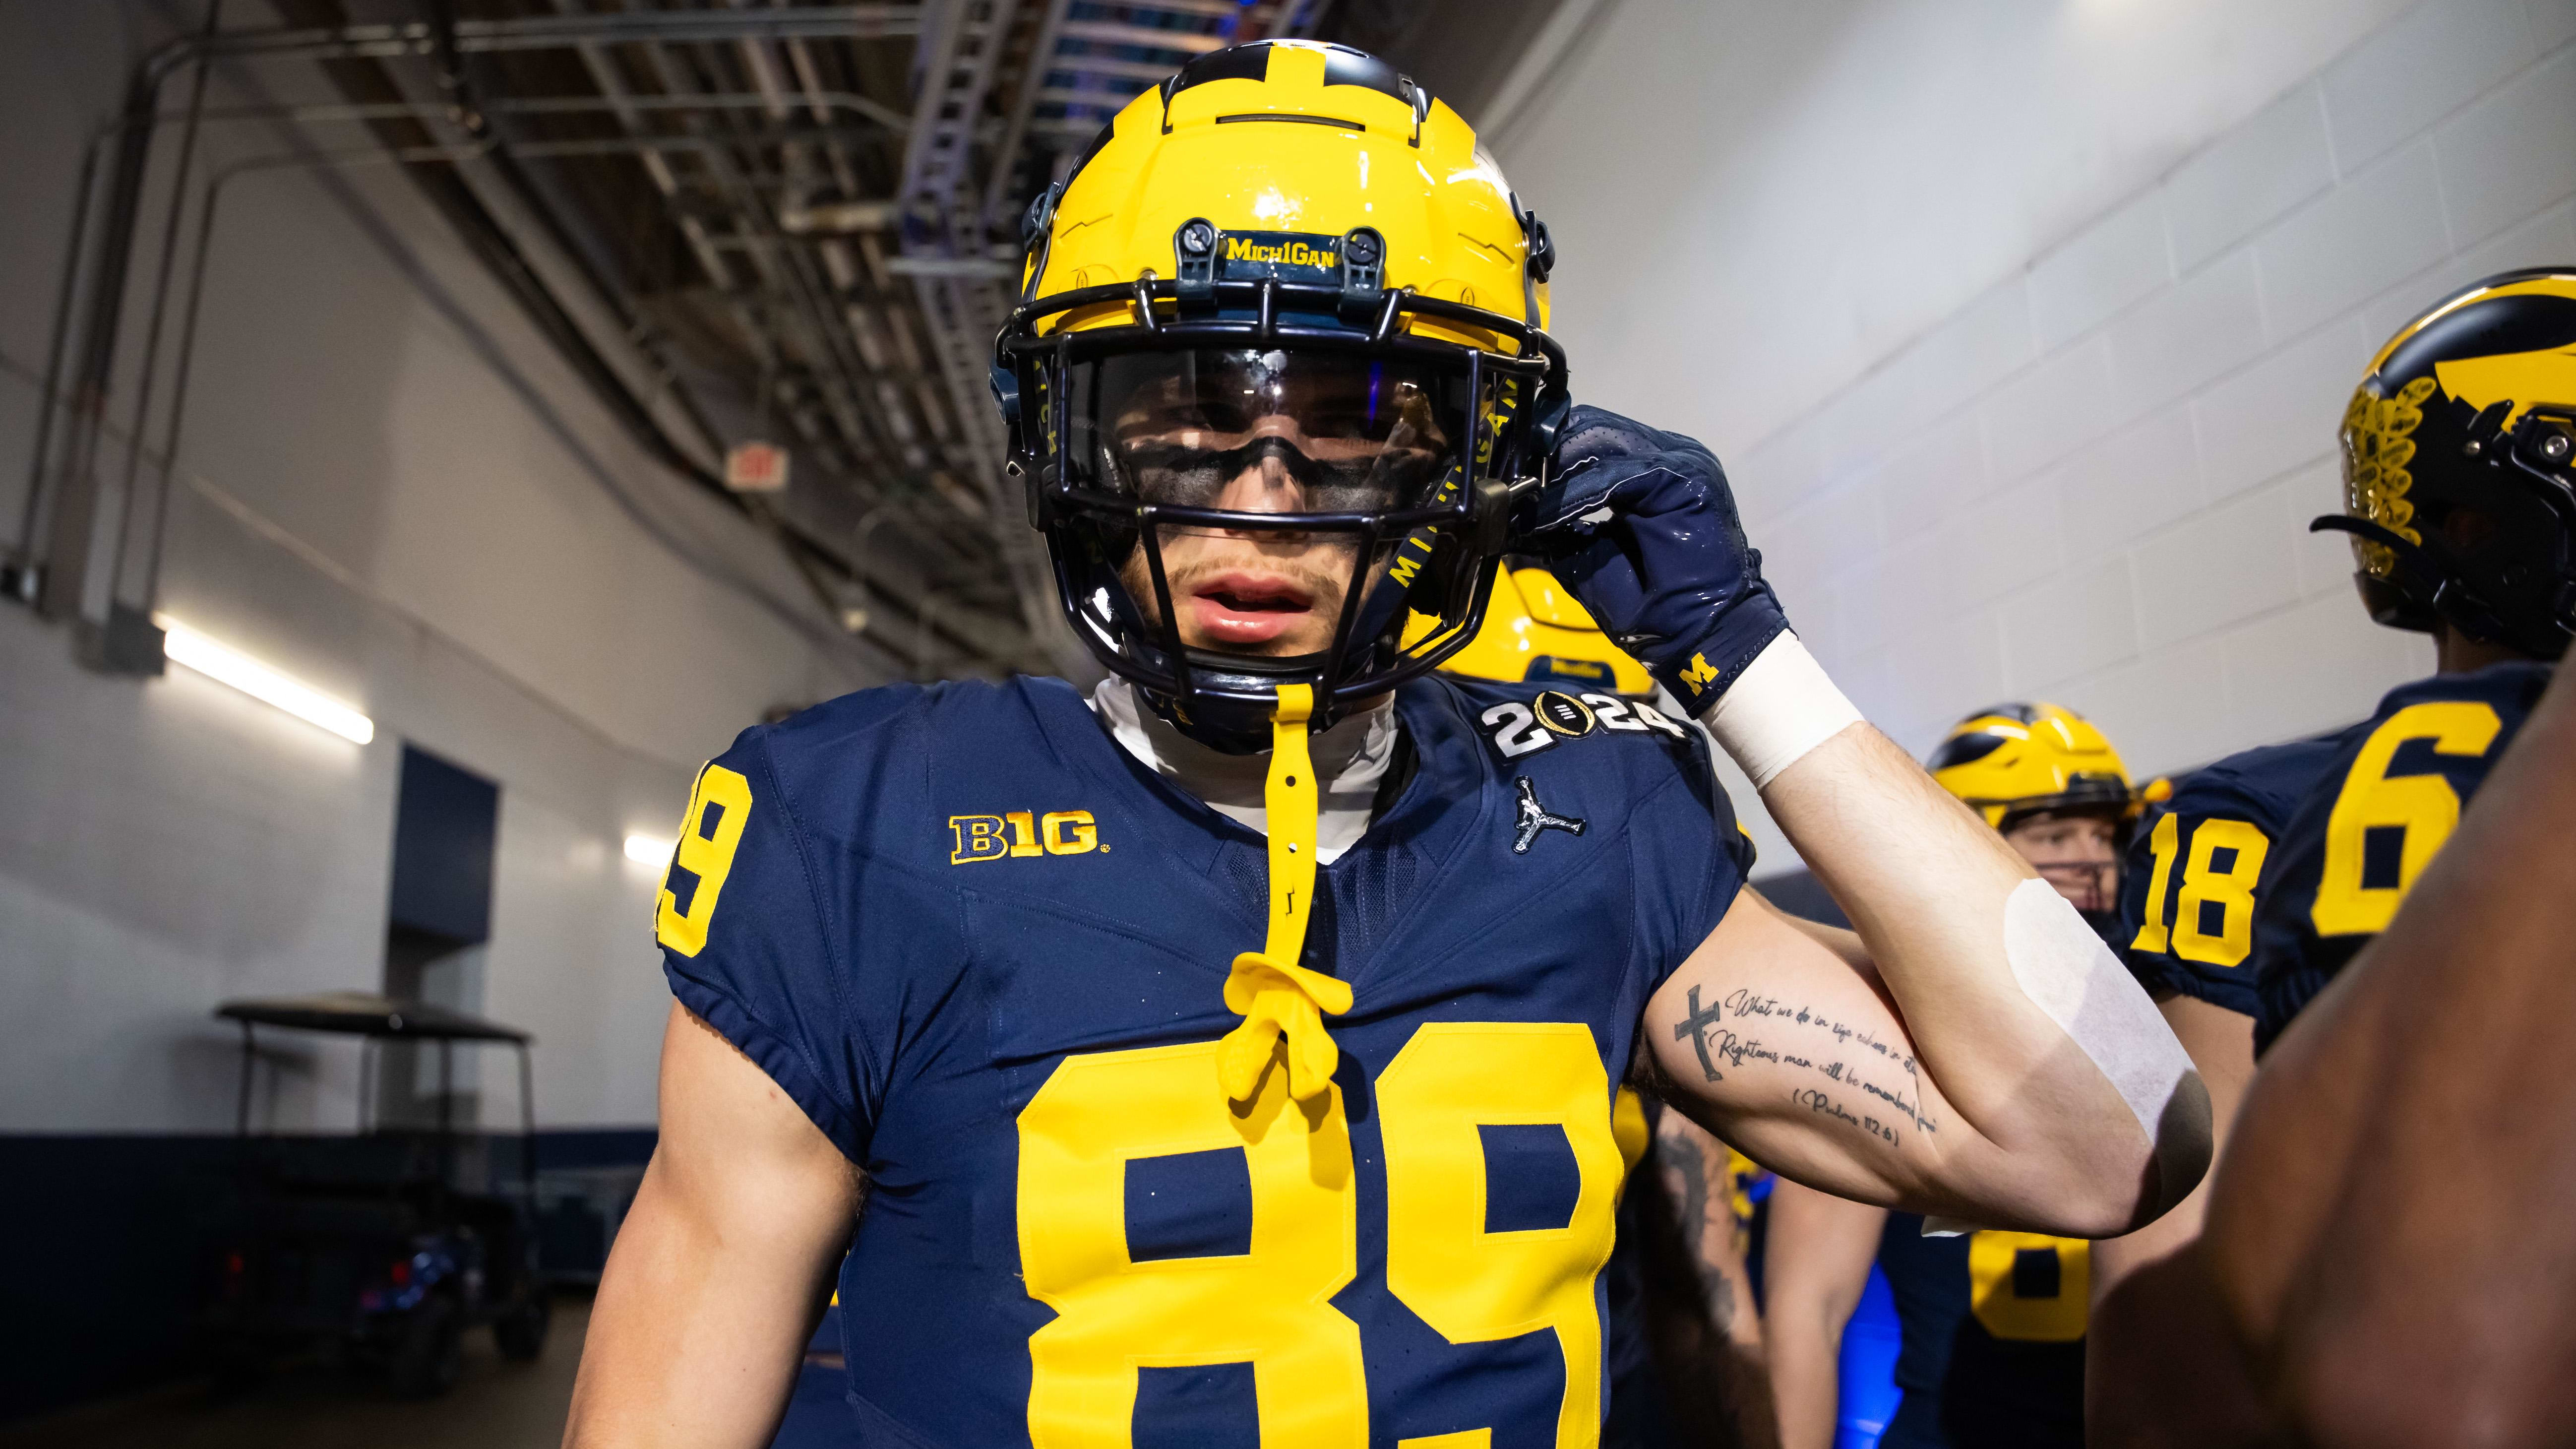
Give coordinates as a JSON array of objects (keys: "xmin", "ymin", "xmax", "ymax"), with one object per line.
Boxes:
[{"xmin": 1087, "ymin": 679, "xmax": 1398, "ymax": 865}]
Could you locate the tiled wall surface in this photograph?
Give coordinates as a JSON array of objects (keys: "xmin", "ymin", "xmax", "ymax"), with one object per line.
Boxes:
[{"xmin": 1728, "ymin": 0, "xmax": 2573, "ymax": 790}]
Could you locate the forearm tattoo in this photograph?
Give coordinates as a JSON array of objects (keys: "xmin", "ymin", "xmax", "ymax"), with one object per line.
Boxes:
[{"xmin": 1672, "ymin": 983, "xmax": 1937, "ymax": 1147}]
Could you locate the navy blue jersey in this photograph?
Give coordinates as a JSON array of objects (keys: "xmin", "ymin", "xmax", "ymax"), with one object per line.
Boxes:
[
  {"xmin": 658, "ymin": 673, "xmax": 1750, "ymax": 1447},
  {"xmin": 2116, "ymin": 733, "xmax": 2353, "ymax": 1017},
  {"xmin": 1873, "ymin": 1216, "xmax": 2087, "ymax": 1449},
  {"xmin": 2251, "ymin": 662, "xmax": 2553, "ymax": 1052}
]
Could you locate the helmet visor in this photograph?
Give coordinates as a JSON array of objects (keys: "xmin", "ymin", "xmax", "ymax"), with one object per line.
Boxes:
[{"xmin": 1064, "ymin": 347, "xmax": 1470, "ymax": 516}]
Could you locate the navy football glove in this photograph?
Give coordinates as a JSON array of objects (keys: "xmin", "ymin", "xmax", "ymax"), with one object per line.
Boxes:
[{"xmin": 1521, "ymin": 406, "xmax": 1791, "ymax": 715}]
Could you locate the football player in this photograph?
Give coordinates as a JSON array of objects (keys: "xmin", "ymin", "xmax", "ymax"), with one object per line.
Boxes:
[
  {"xmin": 565, "ymin": 42, "xmax": 2207, "ymax": 1449},
  {"xmin": 1765, "ymin": 704, "xmax": 2136, "ymax": 1449},
  {"xmin": 2084, "ymin": 734, "xmax": 2350, "ymax": 1430},
  {"xmin": 2088, "ymin": 267, "xmax": 2576, "ymax": 1447},
  {"xmin": 2197, "ymin": 627, "xmax": 2576, "ymax": 1442},
  {"xmin": 2246, "ymin": 269, "xmax": 2573, "ymax": 1047}
]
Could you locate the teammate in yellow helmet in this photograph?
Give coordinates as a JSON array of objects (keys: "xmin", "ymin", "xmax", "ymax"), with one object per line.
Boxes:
[{"xmin": 1928, "ymin": 703, "xmax": 2140, "ymax": 934}]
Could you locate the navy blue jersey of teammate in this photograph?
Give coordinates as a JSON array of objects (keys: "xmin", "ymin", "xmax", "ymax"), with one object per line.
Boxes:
[
  {"xmin": 2116, "ymin": 733, "xmax": 2352, "ymax": 1017},
  {"xmin": 2250, "ymin": 661, "xmax": 2553, "ymax": 1052},
  {"xmin": 1872, "ymin": 1216, "xmax": 2089, "ymax": 1449},
  {"xmin": 656, "ymin": 672, "xmax": 1749, "ymax": 1447}
]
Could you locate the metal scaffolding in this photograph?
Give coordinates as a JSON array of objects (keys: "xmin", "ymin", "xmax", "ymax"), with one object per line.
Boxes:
[{"xmin": 12, "ymin": 0, "xmax": 1333, "ymax": 684}]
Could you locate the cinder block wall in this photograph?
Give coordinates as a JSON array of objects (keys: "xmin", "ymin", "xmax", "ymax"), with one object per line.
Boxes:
[{"xmin": 1503, "ymin": 0, "xmax": 2575, "ymax": 861}]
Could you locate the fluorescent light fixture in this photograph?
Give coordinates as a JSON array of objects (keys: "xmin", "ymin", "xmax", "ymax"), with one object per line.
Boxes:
[
  {"xmin": 157, "ymin": 617, "xmax": 375, "ymax": 745},
  {"xmin": 624, "ymin": 833, "xmax": 675, "ymax": 867}
]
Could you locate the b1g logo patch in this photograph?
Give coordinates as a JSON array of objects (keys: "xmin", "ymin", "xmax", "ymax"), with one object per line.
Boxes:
[
  {"xmin": 950, "ymin": 810, "xmax": 1102, "ymax": 864},
  {"xmin": 1480, "ymin": 693, "xmax": 1688, "ymax": 760}
]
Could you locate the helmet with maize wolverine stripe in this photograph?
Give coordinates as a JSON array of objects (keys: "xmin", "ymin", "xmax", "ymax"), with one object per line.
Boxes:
[
  {"xmin": 2325, "ymin": 267, "xmax": 2576, "ymax": 661},
  {"xmin": 991, "ymin": 39, "xmax": 1570, "ymax": 749},
  {"xmin": 1929, "ymin": 702, "xmax": 2136, "ymax": 831}
]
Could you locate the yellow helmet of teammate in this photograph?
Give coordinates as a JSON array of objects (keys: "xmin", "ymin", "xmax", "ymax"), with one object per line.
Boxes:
[
  {"xmin": 2324, "ymin": 267, "xmax": 2576, "ymax": 660},
  {"xmin": 1928, "ymin": 702, "xmax": 2134, "ymax": 829},
  {"xmin": 1439, "ymin": 560, "xmax": 1654, "ymax": 694},
  {"xmin": 991, "ymin": 40, "xmax": 1570, "ymax": 747}
]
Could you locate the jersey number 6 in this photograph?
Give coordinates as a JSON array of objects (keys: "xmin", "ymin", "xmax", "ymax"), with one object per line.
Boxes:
[
  {"xmin": 2311, "ymin": 702, "xmax": 2501, "ymax": 938},
  {"xmin": 1016, "ymin": 1023, "xmax": 1625, "ymax": 1448}
]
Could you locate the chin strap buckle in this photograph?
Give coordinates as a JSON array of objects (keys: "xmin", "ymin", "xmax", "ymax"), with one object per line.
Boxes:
[{"xmin": 1214, "ymin": 683, "xmax": 1350, "ymax": 1104}]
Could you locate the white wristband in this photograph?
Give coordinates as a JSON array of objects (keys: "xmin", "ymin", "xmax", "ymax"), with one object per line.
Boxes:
[{"xmin": 1696, "ymin": 632, "xmax": 1864, "ymax": 788}]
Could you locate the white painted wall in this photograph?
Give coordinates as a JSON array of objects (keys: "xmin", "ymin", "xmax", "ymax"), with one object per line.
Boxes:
[
  {"xmin": 1498, "ymin": 0, "xmax": 2576, "ymax": 862},
  {"xmin": 0, "ymin": 1, "xmax": 874, "ymax": 1133}
]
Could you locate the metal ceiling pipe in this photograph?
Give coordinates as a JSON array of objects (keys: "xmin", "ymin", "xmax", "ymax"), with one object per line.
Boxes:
[
  {"xmin": 135, "ymin": 91, "xmax": 910, "ymax": 130},
  {"xmin": 183, "ymin": 7, "xmax": 925, "ymax": 64},
  {"xmin": 31, "ymin": 0, "xmax": 1042, "ymax": 677},
  {"xmin": 538, "ymin": 11, "xmax": 1031, "ymax": 666},
  {"xmin": 182, "ymin": 136, "xmax": 960, "ymax": 672},
  {"xmin": 127, "ymin": 141, "xmax": 912, "ymax": 677},
  {"xmin": 548, "ymin": 4, "xmax": 883, "ymax": 476},
  {"xmin": 30, "ymin": 3, "xmax": 922, "ymax": 610},
  {"xmin": 631, "ymin": 40, "xmax": 905, "ymax": 483},
  {"xmin": 778, "ymin": 199, "xmax": 901, "ymax": 232}
]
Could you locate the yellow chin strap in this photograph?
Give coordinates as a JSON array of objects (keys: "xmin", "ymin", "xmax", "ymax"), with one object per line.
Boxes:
[{"xmin": 1215, "ymin": 683, "xmax": 1352, "ymax": 1103}]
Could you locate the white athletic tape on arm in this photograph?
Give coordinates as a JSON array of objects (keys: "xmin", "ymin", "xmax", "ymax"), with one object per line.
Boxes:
[
  {"xmin": 1924, "ymin": 883, "xmax": 2199, "ymax": 1239},
  {"xmin": 1697, "ymin": 632, "xmax": 1865, "ymax": 788},
  {"xmin": 2003, "ymin": 878, "xmax": 2196, "ymax": 1148}
]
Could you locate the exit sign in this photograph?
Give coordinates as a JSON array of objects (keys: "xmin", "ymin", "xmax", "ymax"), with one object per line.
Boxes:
[{"xmin": 725, "ymin": 441, "xmax": 790, "ymax": 492}]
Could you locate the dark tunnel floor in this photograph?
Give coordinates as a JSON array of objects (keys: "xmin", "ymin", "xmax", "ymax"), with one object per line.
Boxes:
[{"xmin": 0, "ymin": 1296, "xmax": 593, "ymax": 1449}]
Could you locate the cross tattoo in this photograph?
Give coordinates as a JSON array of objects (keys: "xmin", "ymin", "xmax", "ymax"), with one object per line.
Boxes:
[{"xmin": 1673, "ymin": 984, "xmax": 1725, "ymax": 1081}]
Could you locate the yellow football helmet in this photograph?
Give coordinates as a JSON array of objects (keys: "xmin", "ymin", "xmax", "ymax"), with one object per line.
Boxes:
[
  {"xmin": 2324, "ymin": 267, "xmax": 2576, "ymax": 660},
  {"xmin": 1929, "ymin": 702, "xmax": 2134, "ymax": 829},
  {"xmin": 992, "ymin": 40, "xmax": 1569, "ymax": 745},
  {"xmin": 1439, "ymin": 561, "xmax": 1653, "ymax": 694}
]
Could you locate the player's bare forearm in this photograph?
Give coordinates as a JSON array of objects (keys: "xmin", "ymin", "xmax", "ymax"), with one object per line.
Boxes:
[
  {"xmin": 2201, "ymin": 663, "xmax": 2576, "ymax": 1446},
  {"xmin": 1656, "ymin": 723, "xmax": 2203, "ymax": 1231},
  {"xmin": 1760, "ymin": 1177, "xmax": 1883, "ymax": 1449},
  {"xmin": 1766, "ymin": 724, "xmax": 2178, "ymax": 1207},
  {"xmin": 1647, "ymin": 890, "xmax": 2165, "ymax": 1233},
  {"xmin": 564, "ymin": 1004, "xmax": 861, "ymax": 1449}
]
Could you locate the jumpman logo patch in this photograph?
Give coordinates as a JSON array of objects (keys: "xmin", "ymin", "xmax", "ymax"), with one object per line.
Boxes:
[{"xmin": 1511, "ymin": 776, "xmax": 1586, "ymax": 855}]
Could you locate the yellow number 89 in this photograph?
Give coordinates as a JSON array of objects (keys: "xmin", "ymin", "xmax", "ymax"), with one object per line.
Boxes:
[
  {"xmin": 1016, "ymin": 1023, "xmax": 1625, "ymax": 1448},
  {"xmin": 655, "ymin": 763, "xmax": 754, "ymax": 958}
]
